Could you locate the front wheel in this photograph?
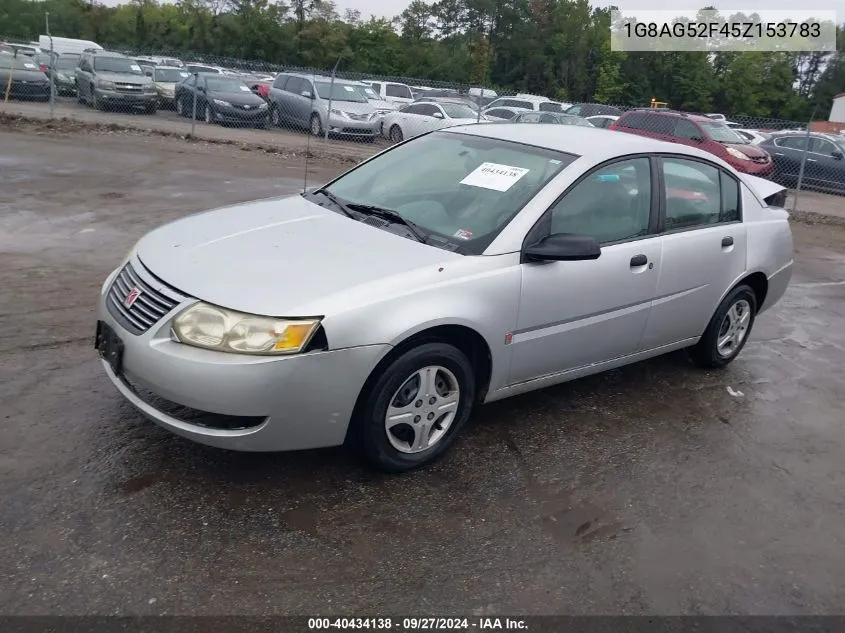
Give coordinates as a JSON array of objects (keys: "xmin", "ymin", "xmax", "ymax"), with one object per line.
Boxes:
[
  {"xmin": 389, "ymin": 124, "xmax": 403, "ymax": 143},
  {"xmin": 270, "ymin": 105, "xmax": 282, "ymax": 128},
  {"xmin": 310, "ymin": 113, "xmax": 323, "ymax": 136},
  {"xmin": 350, "ymin": 343, "xmax": 476, "ymax": 473},
  {"xmin": 689, "ymin": 284, "xmax": 757, "ymax": 369},
  {"xmin": 204, "ymin": 104, "xmax": 214, "ymax": 125}
]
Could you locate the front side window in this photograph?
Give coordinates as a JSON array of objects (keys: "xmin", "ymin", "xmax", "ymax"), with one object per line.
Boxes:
[
  {"xmin": 547, "ymin": 157, "xmax": 652, "ymax": 244},
  {"xmin": 155, "ymin": 68, "xmax": 189, "ymax": 82},
  {"xmin": 662, "ymin": 158, "xmax": 723, "ymax": 229},
  {"xmin": 205, "ymin": 77, "xmax": 251, "ymax": 93},
  {"xmin": 319, "ymin": 131, "xmax": 577, "ymax": 254},
  {"xmin": 675, "ymin": 119, "xmax": 703, "ymax": 140},
  {"xmin": 809, "ymin": 138, "xmax": 840, "ymax": 156},
  {"xmin": 701, "ymin": 121, "xmax": 746, "ymax": 144},
  {"xmin": 441, "ymin": 103, "xmax": 476, "ymax": 119}
]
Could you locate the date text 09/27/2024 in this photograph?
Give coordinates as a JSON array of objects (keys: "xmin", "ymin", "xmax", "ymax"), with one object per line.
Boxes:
[{"xmin": 307, "ymin": 618, "xmax": 529, "ymax": 630}]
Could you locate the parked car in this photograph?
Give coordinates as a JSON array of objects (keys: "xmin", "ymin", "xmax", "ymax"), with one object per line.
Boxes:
[
  {"xmin": 0, "ymin": 55, "xmax": 50, "ymax": 100},
  {"xmin": 481, "ymin": 106, "xmax": 531, "ymax": 120},
  {"xmin": 184, "ymin": 64, "xmax": 223, "ymax": 75},
  {"xmin": 150, "ymin": 66, "xmax": 190, "ymax": 109},
  {"xmin": 732, "ymin": 129, "xmax": 771, "ymax": 145},
  {"xmin": 565, "ymin": 103, "xmax": 623, "ymax": 118},
  {"xmin": 415, "ymin": 94, "xmax": 480, "ymax": 112},
  {"xmin": 75, "ymin": 50, "xmax": 157, "ymax": 113},
  {"xmin": 610, "ymin": 110, "xmax": 774, "ymax": 177},
  {"xmin": 586, "ymin": 115, "xmax": 619, "ymax": 129},
  {"xmin": 1, "ymin": 42, "xmax": 40, "ymax": 57},
  {"xmin": 381, "ymin": 100, "xmax": 484, "ymax": 142},
  {"xmin": 484, "ymin": 94, "xmax": 567, "ymax": 113},
  {"xmin": 174, "ymin": 73, "xmax": 269, "ymax": 127},
  {"xmin": 759, "ymin": 132, "xmax": 845, "ymax": 192},
  {"xmin": 94, "ymin": 124, "xmax": 792, "ymax": 472},
  {"xmin": 35, "ymin": 52, "xmax": 79, "ymax": 95},
  {"xmin": 39, "ymin": 35, "xmax": 102, "ymax": 56},
  {"xmin": 268, "ymin": 72, "xmax": 380, "ymax": 139},
  {"xmin": 361, "ymin": 79, "xmax": 415, "ymax": 106},
  {"xmin": 353, "ymin": 81, "xmax": 398, "ymax": 116},
  {"xmin": 509, "ymin": 111, "xmax": 594, "ymax": 126}
]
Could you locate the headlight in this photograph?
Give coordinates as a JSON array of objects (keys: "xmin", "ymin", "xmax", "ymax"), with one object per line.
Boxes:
[
  {"xmin": 143, "ymin": 84, "xmax": 157, "ymax": 93},
  {"xmin": 726, "ymin": 146, "xmax": 751, "ymax": 161},
  {"xmin": 98, "ymin": 80, "xmax": 115, "ymax": 89},
  {"xmin": 258, "ymin": 101, "xmax": 268, "ymax": 108},
  {"xmin": 213, "ymin": 98, "xmax": 231, "ymax": 107},
  {"xmin": 172, "ymin": 302, "xmax": 321, "ymax": 355},
  {"xmin": 330, "ymin": 108, "xmax": 348, "ymax": 118},
  {"xmin": 56, "ymin": 72, "xmax": 68, "ymax": 81}
]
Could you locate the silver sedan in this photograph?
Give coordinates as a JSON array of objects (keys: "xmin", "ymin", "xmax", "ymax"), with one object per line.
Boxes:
[{"xmin": 95, "ymin": 125, "xmax": 793, "ymax": 472}]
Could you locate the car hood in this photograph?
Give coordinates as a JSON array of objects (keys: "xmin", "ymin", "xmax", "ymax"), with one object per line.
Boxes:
[
  {"xmin": 209, "ymin": 89, "xmax": 265, "ymax": 105},
  {"xmin": 328, "ymin": 100, "xmax": 376, "ymax": 115},
  {"xmin": 368, "ymin": 98, "xmax": 395, "ymax": 111},
  {"xmin": 720, "ymin": 141, "xmax": 769, "ymax": 158},
  {"xmin": 2, "ymin": 68, "xmax": 48, "ymax": 81},
  {"xmin": 95, "ymin": 71, "xmax": 150, "ymax": 85},
  {"xmin": 135, "ymin": 196, "xmax": 461, "ymax": 316}
]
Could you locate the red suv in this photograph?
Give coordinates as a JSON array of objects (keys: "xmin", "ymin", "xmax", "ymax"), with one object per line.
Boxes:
[{"xmin": 610, "ymin": 110, "xmax": 774, "ymax": 177}]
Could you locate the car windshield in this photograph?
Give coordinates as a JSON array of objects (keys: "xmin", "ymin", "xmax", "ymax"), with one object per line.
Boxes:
[
  {"xmin": 702, "ymin": 121, "xmax": 746, "ymax": 144},
  {"xmin": 155, "ymin": 68, "xmax": 189, "ymax": 82},
  {"xmin": 56, "ymin": 56, "xmax": 79, "ymax": 69},
  {"xmin": 315, "ymin": 81, "xmax": 368, "ymax": 102},
  {"xmin": 206, "ymin": 77, "xmax": 250, "ymax": 92},
  {"xmin": 321, "ymin": 131, "xmax": 577, "ymax": 254},
  {"xmin": 361, "ymin": 86, "xmax": 379, "ymax": 100},
  {"xmin": 94, "ymin": 57, "xmax": 143, "ymax": 74},
  {"xmin": 441, "ymin": 103, "xmax": 477, "ymax": 119}
]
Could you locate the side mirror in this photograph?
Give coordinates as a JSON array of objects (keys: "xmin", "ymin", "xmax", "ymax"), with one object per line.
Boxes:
[
  {"xmin": 433, "ymin": 112, "xmax": 444, "ymax": 119},
  {"xmin": 523, "ymin": 233, "xmax": 601, "ymax": 262},
  {"xmin": 832, "ymin": 150, "xmax": 843, "ymax": 160},
  {"xmin": 691, "ymin": 136, "xmax": 704, "ymax": 143},
  {"xmin": 301, "ymin": 90, "xmax": 313, "ymax": 99}
]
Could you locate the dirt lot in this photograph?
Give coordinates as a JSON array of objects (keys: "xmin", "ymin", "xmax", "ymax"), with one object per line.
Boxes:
[{"xmin": 1, "ymin": 128, "xmax": 844, "ymax": 616}]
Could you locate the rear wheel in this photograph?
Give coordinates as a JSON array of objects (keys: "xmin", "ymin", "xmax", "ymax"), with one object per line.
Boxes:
[
  {"xmin": 270, "ymin": 105, "xmax": 281, "ymax": 127},
  {"xmin": 689, "ymin": 284, "xmax": 757, "ymax": 369},
  {"xmin": 350, "ymin": 343, "xmax": 476, "ymax": 473},
  {"xmin": 389, "ymin": 124, "xmax": 403, "ymax": 143},
  {"xmin": 175, "ymin": 97, "xmax": 184, "ymax": 117}
]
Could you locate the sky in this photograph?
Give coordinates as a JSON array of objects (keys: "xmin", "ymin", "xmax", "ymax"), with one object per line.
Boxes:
[{"xmin": 95, "ymin": 0, "xmax": 842, "ymax": 24}]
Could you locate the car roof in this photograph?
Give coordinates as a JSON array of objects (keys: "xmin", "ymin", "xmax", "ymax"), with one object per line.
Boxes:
[
  {"xmin": 442, "ymin": 123, "xmax": 737, "ymax": 165},
  {"xmin": 623, "ymin": 109, "xmax": 713, "ymax": 123}
]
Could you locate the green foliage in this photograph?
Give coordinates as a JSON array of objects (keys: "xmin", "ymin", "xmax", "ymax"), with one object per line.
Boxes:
[{"xmin": 1, "ymin": 0, "xmax": 842, "ymax": 119}]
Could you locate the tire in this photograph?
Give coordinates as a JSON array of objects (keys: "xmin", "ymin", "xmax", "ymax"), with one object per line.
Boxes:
[
  {"xmin": 689, "ymin": 284, "xmax": 757, "ymax": 369},
  {"xmin": 92, "ymin": 90, "xmax": 102, "ymax": 111},
  {"xmin": 270, "ymin": 105, "xmax": 281, "ymax": 128},
  {"xmin": 310, "ymin": 113, "xmax": 323, "ymax": 136},
  {"xmin": 349, "ymin": 342, "xmax": 476, "ymax": 473},
  {"xmin": 389, "ymin": 124, "xmax": 403, "ymax": 143},
  {"xmin": 204, "ymin": 104, "xmax": 213, "ymax": 124},
  {"xmin": 175, "ymin": 97, "xmax": 184, "ymax": 117},
  {"xmin": 258, "ymin": 114, "xmax": 270, "ymax": 130}
]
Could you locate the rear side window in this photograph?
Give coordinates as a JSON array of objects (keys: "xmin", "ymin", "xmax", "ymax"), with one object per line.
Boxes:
[
  {"xmin": 663, "ymin": 157, "xmax": 740, "ymax": 229},
  {"xmin": 285, "ymin": 77, "xmax": 304, "ymax": 94},
  {"xmin": 386, "ymin": 83, "xmax": 412, "ymax": 99},
  {"xmin": 776, "ymin": 136, "xmax": 808, "ymax": 150},
  {"xmin": 643, "ymin": 115, "xmax": 676, "ymax": 135},
  {"xmin": 619, "ymin": 113, "xmax": 649, "ymax": 130},
  {"xmin": 273, "ymin": 74, "xmax": 288, "ymax": 89}
]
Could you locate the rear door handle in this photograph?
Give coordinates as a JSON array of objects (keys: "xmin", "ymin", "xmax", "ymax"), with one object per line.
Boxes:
[
  {"xmin": 722, "ymin": 236, "xmax": 734, "ymax": 247},
  {"xmin": 630, "ymin": 254, "xmax": 648, "ymax": 267}
]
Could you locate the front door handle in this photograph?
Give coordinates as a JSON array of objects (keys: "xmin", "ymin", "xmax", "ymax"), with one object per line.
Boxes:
[
  {"xmin": 630, "ymin": 254, "xmax": 648, "ymax": 267},
  {"xmin": 722, "ymin": 236, "xmax": 734, "ymax": 247}
]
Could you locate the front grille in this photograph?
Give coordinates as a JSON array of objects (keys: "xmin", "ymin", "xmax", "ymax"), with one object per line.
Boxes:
[
  {"xmin": 751, "ymin": 156, "xmax": 770, "ymax": 164},
  {"xmin": 123, "ymin": 375, "xmax": 266, "ymax": 430},
  {"xmin": 347, "ymin": 112, "xmax": 370, "ymax": 121},
  {"xmin": 114, "ymin": 82, "xmax": 143, "ymax": 92},
  {"xmin": 106, "ymin": 261, "xmax": 182, "ymax": 335}
]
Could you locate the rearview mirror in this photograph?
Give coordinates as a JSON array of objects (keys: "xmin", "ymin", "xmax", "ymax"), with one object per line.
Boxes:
[{"xmin": 523, "ymin": 233, "xmax": 601, "ymax": 262}]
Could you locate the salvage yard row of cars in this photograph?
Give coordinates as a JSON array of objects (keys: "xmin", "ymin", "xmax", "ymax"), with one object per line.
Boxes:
[{"xmin": 5, "ymin": 41, "xmax": 844, "ymax": 193}]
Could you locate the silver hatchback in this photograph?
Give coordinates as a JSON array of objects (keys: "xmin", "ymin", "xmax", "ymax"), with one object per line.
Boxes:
[
  {"xmin": 268, "ymin": 72, "xmax": 380, "ymax": 138},
  {"xmin": 95, "ymin": 125, "xmax": 793, "ymax": 472}
]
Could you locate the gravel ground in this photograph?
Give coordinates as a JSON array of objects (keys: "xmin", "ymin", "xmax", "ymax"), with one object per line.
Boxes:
[{"xmin": 1, "ymin": 128, "xmax": 844, "ymax": 616}]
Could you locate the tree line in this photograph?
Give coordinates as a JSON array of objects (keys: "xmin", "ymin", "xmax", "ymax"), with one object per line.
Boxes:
[{"xmin": 2, "ymin": 0, "xmax": 844, "ymax": 121}]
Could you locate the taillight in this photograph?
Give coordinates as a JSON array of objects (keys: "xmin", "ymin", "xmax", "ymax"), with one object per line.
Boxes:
[
  {"xmin": 39, "ymin": 64, "xmax": 48, "ymax": 72},
  {"xmin": 608, "ymin": 122, "xmax": 618, "ymax": 130}
]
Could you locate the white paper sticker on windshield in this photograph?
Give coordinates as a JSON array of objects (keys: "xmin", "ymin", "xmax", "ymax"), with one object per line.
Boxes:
[
  {"xmin": 239, "ymin": 85, "xmax": 251, "ymax": 91},
  {"xmin": 180, "ymin": 72, "xmax": 189, "ymax": 77},
  {"xmin": 343, "ymin": 85, "xmax": 354, "ymax": 92},
  {"xmin": 460, "ymin": 162, "xmax": 530, "ymax": 192},
  {"xmin": 24, "ymin": 62, "xmax": 37, "ymax": 69},
  {"xmin": 130, "ymin": 64, "xmax": 141, "ymax": 71}
]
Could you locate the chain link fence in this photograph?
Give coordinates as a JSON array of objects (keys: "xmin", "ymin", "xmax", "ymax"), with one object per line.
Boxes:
[{"xmin": 3, "ymin": 37, "xmax": 844, "ymax": 207}]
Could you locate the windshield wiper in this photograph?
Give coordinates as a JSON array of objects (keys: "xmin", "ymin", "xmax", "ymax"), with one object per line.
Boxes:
[
  {"xmin": 308, "ymin": 188, "xmax": 357, "ymax": 219},
  {"xmin": 345, "ymin": 203, "xmax": 428, "ymax": 244}
]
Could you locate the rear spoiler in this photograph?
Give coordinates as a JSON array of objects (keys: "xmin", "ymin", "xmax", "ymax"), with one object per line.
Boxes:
[{"xmin": 738, "ymin": 173, "xmax": 788, "ymax": 208}]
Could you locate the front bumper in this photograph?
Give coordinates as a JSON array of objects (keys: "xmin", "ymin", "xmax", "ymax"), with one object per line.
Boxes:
[
  {"xmin": 731, "ymin": 159, "xmax": 775, "ymax": 177},
  {"xmin": 9, "ymin": 81, "xmax": 50, "ymax": 100},
  {"xmin": 96, "ymin": 260, "xmax": 388, "ymax": 452},
  {"xmin": 326, "ymin": 115, "xmax": 380, "ymax": 137},
  {"xmin": 95, "ymin": 88, "xmax": 158, "ymax": 107},
  {"xmin": 211, "ymin": 104, "xmax": 269, "ymax": 123}
]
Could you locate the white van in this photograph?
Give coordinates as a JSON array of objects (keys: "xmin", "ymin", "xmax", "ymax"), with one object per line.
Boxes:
[
  {"xmin": 361, "ymin": 79, "xmax": 414, "ymax": 106},
  {"xmin": 39, "ymin": 35, "xmax": 102, "ymax": 56}
]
